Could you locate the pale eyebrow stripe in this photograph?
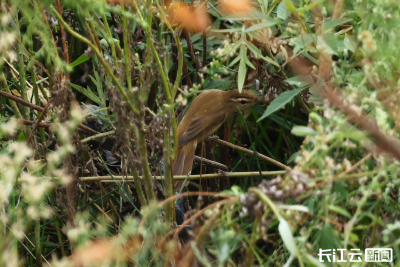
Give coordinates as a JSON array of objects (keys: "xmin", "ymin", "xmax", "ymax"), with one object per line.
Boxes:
[{"xmin": 230, "ymin": 98, "xmax": 251, "ymax": 102}]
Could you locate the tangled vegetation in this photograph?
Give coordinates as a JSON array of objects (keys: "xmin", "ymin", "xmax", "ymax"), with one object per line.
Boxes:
[{"xmin": 0, "ymin": 0, "xmax": 400, "ymax": 266}]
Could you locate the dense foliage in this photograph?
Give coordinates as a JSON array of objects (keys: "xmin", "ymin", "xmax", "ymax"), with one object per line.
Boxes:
[{"xmin": 0, "ymin": 0, "xmax": 400, "ymax": 266}]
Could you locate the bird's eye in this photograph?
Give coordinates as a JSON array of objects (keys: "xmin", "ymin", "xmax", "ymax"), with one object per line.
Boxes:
[{"xmin": 240, "ymin": 100, "xmax": 247, "ymax": 105}]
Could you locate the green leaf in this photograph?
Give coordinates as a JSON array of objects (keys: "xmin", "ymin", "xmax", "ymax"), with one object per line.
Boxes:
[
  {"xmin": 266, "ymin": 0, "xmax": 281, "ymax": 16},
  {"xmin": 344, "ymin": 34, "xmax": 357, "ymax": 52},
  {"xmin": 70, "ymin": 83, "xmax": 103, "ymax": 107},
  {"xmin": 223, "ymin": 10, "xmax": 270, "ymax": 21},
  {"xmin": 343, "ymin": 129, "xmax": 368, "ymax": 142},
  {"xmin": 279, "ymin": 218, "xmax": 296, "ymax": 255},
  {"xmin": 291, "ymin": 126, "xmax": 317, "ymax": 136},
  {"xmin": 35, "ymin": 77, "xmax": 49, "ymax": 84},
  {"xmin": 293, "ymin": 34, "xmax": 316, "ymax": 53},
  {"xmin": 328, "ymin": 205, "xmax": 352, "ymax": 218},
  {"xmin": 260, "ymin": 0, "xmax": 269, "ymax": 13},
  {"xmin": 18, "ymin": 131, "xmax": 26, "ymax": 142},
  {"xmin": 284, "ymin": 0, "xmax": 297, "ymax": 13},
  {"xmin": 120, "ymin": 183, "xmax": 133, "ymax": 202},
  {"xmin": 93, "ymin": 70, "xmax": 105, "ymax": 107},
  {"xmin": 317, "ymin": 34, "xmax": 338, "ymax": 55},
  {"xmin": 257, "ymin": 87, "xmax": 306, "ymax": 122},
  {"xmin": 308, "ymin": 84, "xmax": 323, "ymax": 104},
  {"xmin": 246, "ymin": 41, "xmax": 280, "ymax": 67},
  {"xmin": 237, "ymin": 47, "xmax": 247, "ymax": 93},
  {"xmin": 302, "ymin": 0, "xmax": 326, "ymax": 10},
  {"xmin": 279, "ymin": 204, "xmax": 309, "ymax": 212},
  {"xmin": 204, "ymin": 77, "xmax": 233, "ymax": 89},
  {"xmin": 323, "ymin": 18, "xmax": 352, "ymax": 31},
  {"xmin": 245, "ymin": 57, "xmax": 256, "ymax": 70},
  {"xmin": 285, "ymin": 75, "xmax": 314, "ymax": 87},
  {"xmin": 220, "ymin": 185, "xmax": 244, "ymax": 197},
  {"xmin": 70, "ymin": 54, "xmax": 90, "ymax": 68},
  {"xmin": 287, "ymin": 152, "xmax": 299, "ymax": 163},
  {"xmin": 228, "ymin": 55, "xmax": 241, "ymax": 67},
  {"xmin": 245, "ymin": 19, "xmax": 279, "ymax": 32},
  {"xmin": 277, "ymin": 1, "xmax": 290, "ymax": 20},
  {"xmin": 270, "ymin": 114, "xmax": 294, "ymax": 130},
  {"xmin": 213, "ymin": 28, "xmax": 242, "ymax": 33},
  {"xmin": 305, "ymin": 254, "xmax": 326, "ymax": 267}
]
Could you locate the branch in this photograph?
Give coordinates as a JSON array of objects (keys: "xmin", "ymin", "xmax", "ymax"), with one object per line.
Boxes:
[
  {"xmin": 79, "ymin": 171, "xmax": 286, "ymax": 182},
  {"xmin": 214, "ymin": 138, "xmax": 292, "ymax": 170},
  {"xmin": 0, "ymin": 90, "xmax": 99, "ymax": 135},
  {"xmin": 325, "ymin": 87, "xmax": 400, "ymax": 162}
]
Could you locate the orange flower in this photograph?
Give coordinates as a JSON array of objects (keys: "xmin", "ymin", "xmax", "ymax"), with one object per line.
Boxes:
[
  {"xmin": 168, "ymin": 3, "xmax": 211, "ymax": 33},
  {"xmin": 218, "ymin": 0, "xmax": 253, "ymax": 14}
]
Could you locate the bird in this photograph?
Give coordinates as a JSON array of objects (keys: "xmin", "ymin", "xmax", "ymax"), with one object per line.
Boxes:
[{"xmin": 172, "ymin": 89, "xmax": 261, "ymax": 190}]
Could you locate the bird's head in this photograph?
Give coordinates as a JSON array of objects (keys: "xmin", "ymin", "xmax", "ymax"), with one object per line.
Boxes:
[{"xmin": 224, "ymin": 89, "xmax": 261, "ymax": 115}]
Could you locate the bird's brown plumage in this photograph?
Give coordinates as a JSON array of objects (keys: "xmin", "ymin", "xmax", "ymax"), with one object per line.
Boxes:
[{"xmin": 172, "ymin": 89, "xmax": 259, "ymax": 190}]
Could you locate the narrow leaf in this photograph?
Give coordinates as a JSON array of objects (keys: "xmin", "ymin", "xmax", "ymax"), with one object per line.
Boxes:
[
  {"xmin": 70, "ymin": 54, "xmax": 90, "ymax": 68},
  {"xmin": 284, "ymin": 0, "xmax": 297, "ymax": 13},
  {"xmin": 245, "ymin": 57, "xmax": 256, "ymax": 70},
  {"xmin": 285, "ymin": 75, "xmax": 314, "ymax": 87},
  {"xmin": 257, "ymin": 87, "xmax": 306, "ymax": 122},
  {"xmin": 291, "ymin": 126, "xmax": 317, "ymax": 137},
  {"xmin": 277, "ymin": 1, "xmax": 290, "ymax": 20},
  {"xmin": 237, "ymin": 47, "xmax": 247, "ymax": 93},
  {"xmin": 317, "ymin": 34, "xmax": 338, "ymax": 55},
  {"xmin": 70, "ymin": 83, "xmax": 103, "ymax": 107},
  {"xmin": 94, "ymin": 70, "xmax": 105, "ymax": 107},
  {"xmin": 287, "ymin": 152, "xmax": 299, "ymax": 164},
  {"xmin": 279, "ymin": 218, "xmax": 296, "ymax": 255},
  {"xmin": 305, "ymin": 254, "xmax": 326, "ymax": 267},
  {"xmin": 213, "ymin": 28, "xmax": 242, "ymax": 33},
  {"xmin": 35, "ymin": 77, "xmax": 49, "ymax": 84},
  {"xmin": 245, "ymin": 19, "xmax": 279, "ymax": 32},
  {"xmin": 328, "ymin": 205, "xmax": 352, "ymax": 218},
  {"xmin": 344, "ymin": 34, "xmax": 357, "ymax": 52},
  {"xmin": 283, "ymin": 254, "xmax": 295, "ymax": 267},
  {"xmin": 228, "ymin": 55, "xmax": 241, "ymax": 68},
  {"xmin": 246, "ymin": 41, "xmax": 280, "ymax": 67},
  {"xmin": 261, "ymin": 0, "xmax": 269, "ymax": 13},
  {"xmin": 323, "ymin": 18, "xmax": 352, "ymax": 31},
  {"xmin": 279, "ymin": 205, "xmax": 309, "ymax": 213}
]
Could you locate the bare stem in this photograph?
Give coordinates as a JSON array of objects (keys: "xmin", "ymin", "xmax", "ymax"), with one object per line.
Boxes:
[{"xmin": 79, "ymin": 171, "xmax": 286, "ymax": 182}]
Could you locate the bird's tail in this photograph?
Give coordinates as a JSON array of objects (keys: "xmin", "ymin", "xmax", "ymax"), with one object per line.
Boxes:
[{"xmin": 172, "ymin": 142, "xmax": 197, "ymax": 191}]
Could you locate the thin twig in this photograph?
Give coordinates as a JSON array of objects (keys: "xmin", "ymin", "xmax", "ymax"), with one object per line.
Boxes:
[
  {"xmin": 0, "ymin": 90, "xmax": 99, "ymax": 135},
  {"xmin": 193, "ymin": 155, "xmax": 228, "ymax": 171},
  {"xmin": 182, "ymin": 28, "xmax": 202, "ymax": 83},
  {"xmin": 338, "ymin": 150, "xmax": 375, "ymax": 176},
  {"xmin": 214, "ymin": 138, "xmax": 291, "ymax": 170},
  {"xmin": 0, "ymin": 90, "xmax": 44, "ymax": 112},
  {"xmin": 27, "ymin": 104, "xmax": 49, "ymax": 145},
  {"xmin": 79, "ymin": 171, "xmax": 286, "ymax": 182},
  {"xmin": 80, "ymin": 130, "xmax": 116, "ymax": 144},
  {"xmin": 6, "ymin": 225, "xmax": 52, "ymax": 266},
  {"xmin": 57, "ymin": 0, "xmax": 70, "ymax": 80}
]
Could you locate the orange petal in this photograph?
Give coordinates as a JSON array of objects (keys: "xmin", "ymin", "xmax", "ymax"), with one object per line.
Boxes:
[
  {"xmin": 218, "ymin": 0, "xmax": 253, "ymax": 14},
  {"xmin": 168, "ymin": 3, "xmax": 211, "ymax": 33}
]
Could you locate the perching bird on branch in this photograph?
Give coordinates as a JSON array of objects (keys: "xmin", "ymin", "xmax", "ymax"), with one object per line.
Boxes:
[{"xmin": 172, "ymin": 89, "xmax": 261, "ymax": 190}]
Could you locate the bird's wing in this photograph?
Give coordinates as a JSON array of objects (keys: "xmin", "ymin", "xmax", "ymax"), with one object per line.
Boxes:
[{"xmin": 178, "ymin": 111, "xmax": 226, "ymax": 147}]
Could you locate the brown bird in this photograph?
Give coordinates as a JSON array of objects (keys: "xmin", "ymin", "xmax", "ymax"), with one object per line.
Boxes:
[{"xmin": 172, "ymin": 89, "xmax": 260, "ymax": 190}]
